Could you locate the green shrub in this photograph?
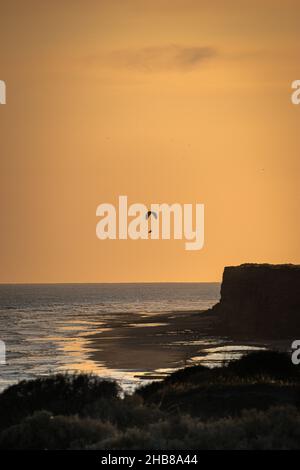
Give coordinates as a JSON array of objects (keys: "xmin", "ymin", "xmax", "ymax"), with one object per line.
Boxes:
[
  {"xmin": 227, "ymin": 350, "xmax": 299, "ymax": 381},
  {"xmin": 0, "ymin": 373, "xmax": 120, "ymax": 430},
  {"xmin": 83, "ymin": 394, "xmax": 164, "ymax": 429},
  {"xmin": 90, "ymin": 406, "xmax": 300, "ymax": 450},
  {"xmin": 0, "ymin": 410, "xmax": 116, "ymax": 450}
]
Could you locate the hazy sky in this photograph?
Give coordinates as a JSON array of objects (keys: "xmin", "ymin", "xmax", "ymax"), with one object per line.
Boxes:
[{"xmin": 0, "ymin": 0, "xmax": 299, "ymax": 283}]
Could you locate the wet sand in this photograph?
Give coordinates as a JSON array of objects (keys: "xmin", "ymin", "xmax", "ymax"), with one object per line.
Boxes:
[
  {"xmin": 86, "ymin": 310, "xmax": 289, "ymax": 380},
  {"xmin": 87, "ymin": 310, "xmax": 215, "ymax": 377}
]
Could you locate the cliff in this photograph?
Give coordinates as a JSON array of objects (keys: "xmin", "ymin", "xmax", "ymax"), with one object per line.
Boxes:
[{"xmin": 211, "ymin": 263, "xmax": 300, "ymax": 338}]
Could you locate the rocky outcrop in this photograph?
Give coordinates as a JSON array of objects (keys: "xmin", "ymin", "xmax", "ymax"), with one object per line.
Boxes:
[{"xmin": 211, "ymin": 264, "xmax": 300, "ymax": 338}]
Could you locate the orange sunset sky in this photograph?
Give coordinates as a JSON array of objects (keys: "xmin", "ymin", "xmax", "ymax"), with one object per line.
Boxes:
[{"xmin": 0, "ymin": 0, "xmax": 299, "ymax": 283}]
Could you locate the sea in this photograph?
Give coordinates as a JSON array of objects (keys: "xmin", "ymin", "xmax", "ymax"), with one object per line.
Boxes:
[{"xmin": 0, "ymin": 283, "xmax": 264, "ymax": 392}]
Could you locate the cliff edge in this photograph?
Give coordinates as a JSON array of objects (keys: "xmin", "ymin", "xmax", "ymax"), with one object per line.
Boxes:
[{"xmin": 211, "ymin": 263, "xmax": 300, "ymax": 338}]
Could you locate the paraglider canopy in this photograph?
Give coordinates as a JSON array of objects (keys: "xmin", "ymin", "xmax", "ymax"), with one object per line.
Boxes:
[
  {"xmin": 145, "ymin": 210, "xmax": 158, "ymax": 220},
  {"xmin": 145, "ymin": 210, "xmax": 157, "ymax": 233}
]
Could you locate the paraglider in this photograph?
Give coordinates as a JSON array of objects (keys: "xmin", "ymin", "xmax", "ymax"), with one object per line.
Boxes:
[
  {"xmin": 145, "ymin": 210, "xmax": 158, "ymax": 233},
  {"xmin": 96, "ymin": 196, "xmax": 204, "ymax": 250}
]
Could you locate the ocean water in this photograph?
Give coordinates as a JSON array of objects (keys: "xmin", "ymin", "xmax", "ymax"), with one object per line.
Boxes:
[{"xmin": 0, "ymin": 283, "xmax": 265, "ymax": 392}]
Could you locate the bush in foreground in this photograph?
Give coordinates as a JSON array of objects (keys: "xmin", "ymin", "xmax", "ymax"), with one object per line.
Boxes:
[
  {"xmin": 89, "ymin": 406, "xmax": 300, "ymax": 450},
  {"xmin": 0, "ymin": 411, "xmax": 116, "ymax": 450},
  {"xmin": 1, "ymin": 351, "xmax": 300, "ymax": 449},
  {"xmin": 0, "ymin": 373, "xmax": 119, "ymax": 431}
]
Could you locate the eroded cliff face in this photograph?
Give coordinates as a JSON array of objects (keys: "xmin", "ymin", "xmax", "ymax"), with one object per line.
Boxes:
[{"xmin": 211, "ymin": 264, "xmax": 300, "ymax": 337}]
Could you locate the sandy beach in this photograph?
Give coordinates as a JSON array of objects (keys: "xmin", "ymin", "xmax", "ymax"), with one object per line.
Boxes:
[
  {"xmin": 86, "ymin": 309, "xmax": 289, "ymax": 381},
  {"xmin": 87, "ymin": 310, "xmax": 216, "ymax": 377}
]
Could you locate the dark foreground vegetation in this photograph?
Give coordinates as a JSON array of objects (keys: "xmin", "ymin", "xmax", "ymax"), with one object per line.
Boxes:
[{"xmin": 1, "ymin": 351, "xmax": 300, "ymax": 450}]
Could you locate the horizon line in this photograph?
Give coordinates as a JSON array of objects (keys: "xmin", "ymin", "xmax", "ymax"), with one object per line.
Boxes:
[{"xmin": 0, "ymin": 280, "xmax": 221, "ymax": 286}]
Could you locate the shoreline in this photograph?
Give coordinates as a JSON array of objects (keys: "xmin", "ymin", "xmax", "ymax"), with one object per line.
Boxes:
[{"xmin": 85, "ymin": 309, "xmax": 292, "ymax": 382}]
